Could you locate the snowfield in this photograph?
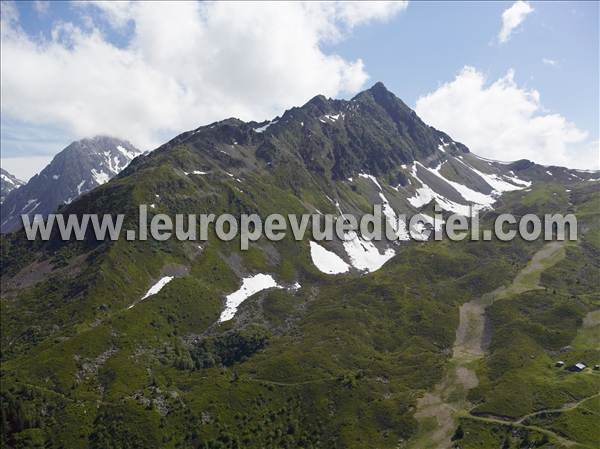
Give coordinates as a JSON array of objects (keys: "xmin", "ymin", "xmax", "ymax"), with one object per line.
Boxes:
[
  {"xmin": 128, "ymin": 276, "xmax": 175, "ymax": 309},
  {"xmin": 337, "ymin": 173, "xmax": 401, "ymax": 272},
  {"xmin": 254, "ymin": 119, "xmax": 278, "ymax": 133},
  {"xmin": 456, "ymin": 159, "xmax": 530, "ymax": 193},
  {"xmin": 142, "ymin": 276, "xmax": 174, "ymax": 300},
  {"xmin": 219, "ymin": 274, "xmax": 282, "ymax": 322},
  {"xmin": 310, "ymin": 241, "xmax": 350, "ymax": 274},
  {"xmin": 407, "ymin": 162, "xmax": 480, "ymax": 216},
  {"xmin": 358, "ymin": 172, "xmax": 410, "ymax": 241},
  {"xmin": 427, "ymin": 162, "xmax": 496, "ymax": 208},
  {"xmin": 342, "ymin": 236, "xmax": 395, "ymax": 273},
  {"xmin": 407, "ymin": 160, "xmax": 530, "ymax": 215},
  {"xmin": 91, "ymin": 168, "xmax": 110, "ymax": 185}
]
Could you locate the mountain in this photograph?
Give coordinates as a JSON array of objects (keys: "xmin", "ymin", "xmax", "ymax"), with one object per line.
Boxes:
[
  {"xmin": 114, "ymin": 81, "xmax": 594, "ymax": 271},
  {"xmin": 0, "ymin": 136, "xmax": 140, "ymax": 233},
  {"xmin": 1, "ymin": 84, "xmax": 598, "ymax": 449},
  {"xmin": 0, "ymin": 168, "xmax": 24, "ymax": 204}
]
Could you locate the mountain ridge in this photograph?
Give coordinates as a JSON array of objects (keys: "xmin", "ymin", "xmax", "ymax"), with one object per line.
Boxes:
[
  {"xmin": 1, "ymin": 82, "xmax": 598, "ymax": 449},
  {"xmin": 0, "ymin": 168, "xmax": 24, "ymax": 204},
  {"xmin": 1, "ymin": 136, "xmax": 140, "ymax": 233}
]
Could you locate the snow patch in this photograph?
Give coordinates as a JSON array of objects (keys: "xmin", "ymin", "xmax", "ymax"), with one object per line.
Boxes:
[
  {"xmin": 116, "ymin": 145, "xmax": 139, "ymax": 161},
  {"xmin": 469, "ymin": 166, "xmax": 528, "ymax": 192},
  {"xmin": 127, "ymin": 276, "xmax": 175, "ymax": 310},
  {"xmin": 21, "ymin": 199, "xmax": 39, "ymax": 213},
  {"xmin": 219, "ymin": 274, "xmax": 282, "ymax": 322},
  {"xmin": 504, "ymin": 174, "xmax": 531, "ymax": 187},
  {"xmin": 427, "ymin": 162, "xmax": 496, "ymax": 208},
  {"xmin": 142, "ymin": 276, "xmax": 174, "ymax": 299},
  {"xmin": 471, "ymin": 154, "xmax": 512, "ymax": 165},
  {"xmin": 1, "ymin": 173, "xmax": 13, "ymax": 185},
  {"xmin": 128, "ymin": 276, "xmax": 175, "ymax": 309},
  {"xmin": 358, "ymin": 173, "xmax": 383, "ymax": 191},
  {"xmin": 345, "ymin": 172, "xmax": 404, "ymax": 262},
  {"xmin": 254, "ymin": 119, "xmax": 278, "ymax": 133},
  {"xmin": 310, "ymin": 241, "xmax": 350, "ymax": 274},
  {"xmin": 378, "ymin": 192, "xmax": 410, "ymax": 241},
  {"xmin": 320, "ymin": 113, "xmax": 344, "ymax": 123},
  {"xmin": 407, "ymin": 162, "xmax": 484, "ymax": 216},
  {"xmin": 454, "ymin": 158, "xmax": 530, "ymax": 193},
  {"xmin": 342, "ymin": 236, "xmax": 395, "ymax": 273},
  {"xmin": 91, "ymin": 169, "xmax": 109, "ymax": 185},
  {"xmin": 76, "ymin": 180, "xmax": 86, "ymax": 195}
]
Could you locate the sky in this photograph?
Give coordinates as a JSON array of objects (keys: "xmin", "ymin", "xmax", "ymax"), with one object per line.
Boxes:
[{"xmin": 1, "ymin": 0, "xmax": 598, "ymax": 180}]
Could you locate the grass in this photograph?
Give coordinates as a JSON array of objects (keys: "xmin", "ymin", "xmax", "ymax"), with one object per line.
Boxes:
[
  {"xmin": 523, "ymin": 395, "xmax": 600, "ymax": 447},
  {"xmin": 1, "ymin": 148, "xmax": 598, "ymax": 448}
]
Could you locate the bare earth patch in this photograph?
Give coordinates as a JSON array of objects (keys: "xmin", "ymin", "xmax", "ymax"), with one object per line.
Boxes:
[{"xmin": 409, "ymin": 242, "xmax": 566, "ymax": 449}]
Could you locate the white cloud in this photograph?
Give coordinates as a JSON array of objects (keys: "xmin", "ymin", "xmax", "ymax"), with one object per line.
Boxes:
[
  {"xmin": 415, "ymin": 66, "xmax": 596, "ymax": 169},
  {"xmin": 498, "ymin": 1, "xmax": 533, "ymax": 44},
  {"xmin": 542, "ymin": 57, "xmax": 558, "ymax": 66},
  {"xmin": 33, "ymin": 1, "xmax": 50, "ymax": 16},
  {"xmin": 0, "ymin": 0, "xmax": 18, "ymax": 25},
  {"xmin": 0, "ymin": 1, "xmax": 406, "ymax": 152},
  {"xmin": 1, "ymin": 156, "xmax": 53, "ymax": 181},
  {"xmin": 330, "ymin": 1, "xmax": 408, "ymax": 29}
]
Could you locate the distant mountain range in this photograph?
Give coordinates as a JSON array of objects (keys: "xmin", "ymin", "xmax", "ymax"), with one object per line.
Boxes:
[
  {"xmin": 1, "ymin": 136, "xmax": 140, "ymax": 233},
  {"xmin": 0, "ymin": 168, "xmax": 24, "ymax": 204}
]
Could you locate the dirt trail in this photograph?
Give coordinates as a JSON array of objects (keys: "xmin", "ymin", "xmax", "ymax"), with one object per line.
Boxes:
[
  {"xmin": 465, "ymin": 414, "xmax": 586, "ymax": 448},
  {"xmin": 515, "ymin": 392, "xmax": 600, "ymax": 424},
  {"xmin": 410, "ymin": 242, "xmax": 565, "ymax": 449}
]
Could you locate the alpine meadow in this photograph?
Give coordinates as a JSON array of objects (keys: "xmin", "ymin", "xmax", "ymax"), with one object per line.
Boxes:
[{"xmin": 0, "ymin": 2, "xmax": 598, "ymax": 449}]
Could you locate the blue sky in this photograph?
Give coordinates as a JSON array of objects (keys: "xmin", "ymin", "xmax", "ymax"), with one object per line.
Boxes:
[
  {"xmin": 1, "ymin": 1, "xmax": 598, "ymax": 179},
  {"xmin": 330, "ymin": 1, "xmax": 598, "ymax": 134}
]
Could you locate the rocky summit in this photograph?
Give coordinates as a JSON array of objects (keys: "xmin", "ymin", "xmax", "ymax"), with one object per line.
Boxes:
[
  {"xmin": 0, "ymin": 168, "xmax": 24, "ymax": 204},
  {"xmin": 1, "ymin": 136, "xmax": 140, "ymax": 233}
]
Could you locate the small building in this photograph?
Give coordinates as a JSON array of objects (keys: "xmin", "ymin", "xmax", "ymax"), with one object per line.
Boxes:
[
  {"xmin": 555, "ymin": 361, "xmax": 565, "ymax": 368},
  {"xmin": 568, "ymin": 362, "xmax": 587, "ymax": 372}
]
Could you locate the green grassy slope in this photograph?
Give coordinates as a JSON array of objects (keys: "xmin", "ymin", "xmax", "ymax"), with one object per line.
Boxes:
[{"xmin": 1, "ymin": 91, "xmax": 598, "ymax": 448}]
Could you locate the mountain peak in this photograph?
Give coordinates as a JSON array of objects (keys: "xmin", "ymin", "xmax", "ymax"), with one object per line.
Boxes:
[
  {"xmin": 0, "ymin": 168, "xmax": 25, "ymax": 204},
  {"xmin": 75, "ymin": 135, "xmax": 138, "ymax": 150},
  {"xmin": 368, "ymin": 81, "xmax": 390, "ymax": 93},
  {"xmin": 1, "ymin": 137, "xmax": 140, "ymax": 233},
  {"xmin": 351, "ymin": 81, "xmax": 404, "ymax": 107},
  {"xmin": 304, "ymin": 94, "xmax": 330, "ymax": 111}
]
